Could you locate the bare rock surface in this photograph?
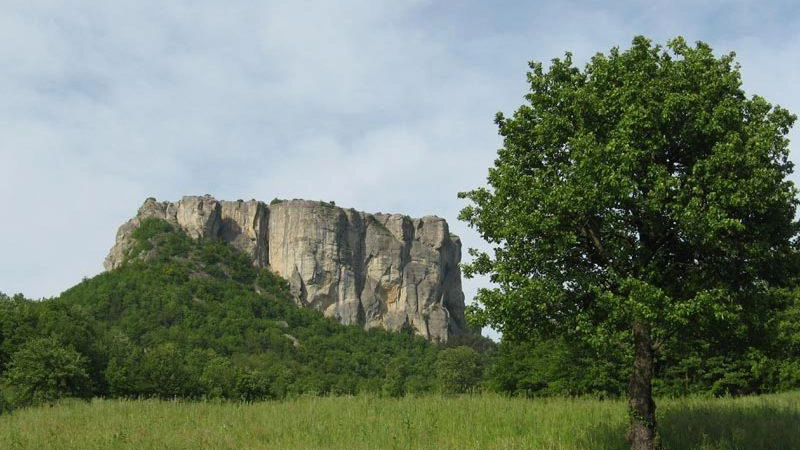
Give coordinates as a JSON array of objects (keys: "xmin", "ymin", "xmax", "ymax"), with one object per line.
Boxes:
[{"xmin": 105, "ymin": 196, "xmax": 467, "ymax": 342}]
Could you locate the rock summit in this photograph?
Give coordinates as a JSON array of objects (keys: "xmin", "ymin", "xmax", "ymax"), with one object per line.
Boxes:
[{"xmin": 106, "ymin": 196, "xmax": 467, "ymax": 342}]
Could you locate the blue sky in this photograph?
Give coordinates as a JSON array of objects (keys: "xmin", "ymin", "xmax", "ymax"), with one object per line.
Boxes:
[{"xmin": 2, "ymin": 1, "xmax": 799, "ymax": 313}]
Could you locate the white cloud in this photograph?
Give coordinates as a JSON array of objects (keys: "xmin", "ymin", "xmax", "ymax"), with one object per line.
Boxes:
[{"xmin": 1, "ymin": 0, "xmax": 798, "ymax": 328}]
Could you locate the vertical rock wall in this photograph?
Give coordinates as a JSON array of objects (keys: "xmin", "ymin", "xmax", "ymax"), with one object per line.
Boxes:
[{"xmin": 105, "ymin": 196, "xmax": 467, "ymax": 342}]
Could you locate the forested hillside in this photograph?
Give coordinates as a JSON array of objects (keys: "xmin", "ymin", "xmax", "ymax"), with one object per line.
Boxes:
[
  {"xmin": 0, "ymin": 219, "xmax": 489, "ymax": 409},
  {"xmin": 1, "ymin": 218, "xmax": 798, "ymax": 411}
]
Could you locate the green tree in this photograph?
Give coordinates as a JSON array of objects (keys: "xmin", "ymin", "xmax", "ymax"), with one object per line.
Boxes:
[
  {"xmin": 459, "ymin": 36, "xmax": 798, "ymax": 450},
  {"xmin": 383, "ymin": 355, "xmax": 411, "ymax": 397},
  {"xmin": 2, "ymin": 337, "xmax": 92, "ymax": 407},
  {"xmin": 489, "ymin": 337, "xmax": 628, "ymax": 398},
  {"xmin": 435, "ymin": 346, "xmax": 482, "ymax": 394}
]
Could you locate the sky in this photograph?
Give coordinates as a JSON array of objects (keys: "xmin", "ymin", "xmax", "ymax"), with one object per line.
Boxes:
[{"xmin": 2, "ymin": 0, "xmax": 800, "ymax": 325}]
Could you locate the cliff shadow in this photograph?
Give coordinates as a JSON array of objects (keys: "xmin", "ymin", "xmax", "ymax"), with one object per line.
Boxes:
[{"xmin": 579, "ymin": 398, "xmax": 800, "ymax": 450}]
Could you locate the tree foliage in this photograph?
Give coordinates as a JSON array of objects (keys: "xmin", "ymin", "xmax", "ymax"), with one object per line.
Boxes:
[
  {"xmin": 459, "ymin": 36, "xmax": 798, "ymax": 449},
  {"xmin": 2, "ymin": 337, "xmax": 92, "ymax": 407},
  {"xmin": 434, "ymin": 346, "xmax": 483, "ymax": 394}
]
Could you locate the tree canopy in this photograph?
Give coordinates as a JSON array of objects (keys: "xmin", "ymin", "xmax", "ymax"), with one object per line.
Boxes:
[{"xmin": 459, "ymin": 36, "xmax": 798, "ymax": 450}]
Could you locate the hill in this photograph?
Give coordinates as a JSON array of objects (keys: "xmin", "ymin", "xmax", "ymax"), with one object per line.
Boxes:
[
  {"xmin": 1, "ymin": 213, "xmax": 798, "ymax": 410},
  {"xmin": 105, "ymin": 196, "xmax": 468, "ymax": 341},
  {"xmin": 0, "ymin": 218, "xmax": 489, "ymax": 409}
]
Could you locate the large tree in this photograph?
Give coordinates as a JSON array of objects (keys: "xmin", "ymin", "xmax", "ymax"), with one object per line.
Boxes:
[{"xmin": 459, "ymin": 36, "xmax": 798, "ymax": 450}]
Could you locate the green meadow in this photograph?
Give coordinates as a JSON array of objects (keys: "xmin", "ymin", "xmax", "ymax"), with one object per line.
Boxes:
[{"xmin": 0, "ymin": 392, "xmax": 797, "ymax": 450}]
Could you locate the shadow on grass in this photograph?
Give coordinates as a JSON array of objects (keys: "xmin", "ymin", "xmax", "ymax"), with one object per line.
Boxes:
[{"xmin": 580, "ymin": 398, "xmax": 800, "ymax": 450}]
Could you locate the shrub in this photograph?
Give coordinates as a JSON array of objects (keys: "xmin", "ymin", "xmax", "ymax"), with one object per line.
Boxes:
[
  {"xmin": 435, "ymin": 346, "xmax": 482, "ymax": 394},
  {"xmin": 2, "ymin": 337, "xmax": 92, "ymax": 407}
]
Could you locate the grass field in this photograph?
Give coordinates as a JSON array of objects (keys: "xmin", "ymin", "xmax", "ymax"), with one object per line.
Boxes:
[{"xmin": 0, "ymin": 392, "xmax": 797, "ymax": 450}]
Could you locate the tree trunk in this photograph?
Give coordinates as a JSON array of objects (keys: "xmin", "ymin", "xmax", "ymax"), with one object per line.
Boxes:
[{"xmin": 627, "ymin": 320, "xmax": 660, "ymax": 450}]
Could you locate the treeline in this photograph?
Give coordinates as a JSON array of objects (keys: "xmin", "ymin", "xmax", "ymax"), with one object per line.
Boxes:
[
  {"xmin": 491, "ymin": 284, "xmax": 800, "ymax": 399},
  {"xmin": 1, "ymin": 219, "xmax": 798, "ymax": 410},
  {"xmin": 490, "ymin": 313, "xmax": 800, "ymax": 398}
]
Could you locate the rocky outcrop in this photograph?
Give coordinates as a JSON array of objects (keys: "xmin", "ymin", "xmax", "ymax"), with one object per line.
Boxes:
[{"xmin": 105, "ymin": 196, "xmax": 467, "ymax": 342}]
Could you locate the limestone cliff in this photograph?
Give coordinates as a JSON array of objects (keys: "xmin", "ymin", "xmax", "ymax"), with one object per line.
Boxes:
[{"xmin": 105, "ymin": 196, "xmax": 467, "ymax": 342}]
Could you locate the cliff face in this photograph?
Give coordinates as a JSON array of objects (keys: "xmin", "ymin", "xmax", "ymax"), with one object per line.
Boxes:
[{"xmin": 105, "ymin": 196, "xmax": 467, "ymax": 342}]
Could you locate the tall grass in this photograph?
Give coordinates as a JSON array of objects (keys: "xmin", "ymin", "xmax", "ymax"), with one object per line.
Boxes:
[{"xmin": 0, "ymin": 392, "xmax": 797, "ymax": 450}]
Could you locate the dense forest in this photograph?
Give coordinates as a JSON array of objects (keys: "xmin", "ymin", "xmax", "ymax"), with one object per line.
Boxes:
[{"xmin": 0, "ymin": 218, "xmax": 798, "ymax": 410}]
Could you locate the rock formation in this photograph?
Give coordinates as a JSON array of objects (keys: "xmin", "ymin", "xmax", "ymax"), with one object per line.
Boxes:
[{"xmin": 105, "ymin": 196, "xmax": 467, "ymax": 342}]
